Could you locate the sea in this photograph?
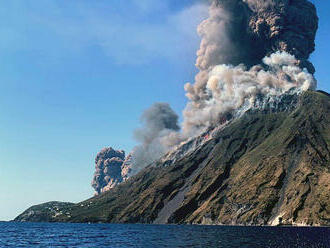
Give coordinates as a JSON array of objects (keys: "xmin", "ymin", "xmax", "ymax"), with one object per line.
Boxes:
[{"xmin": 0, "ymin": 222, "xmax": 329, "ymax": 248}]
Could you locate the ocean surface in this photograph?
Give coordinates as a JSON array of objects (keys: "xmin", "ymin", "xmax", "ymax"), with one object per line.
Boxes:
[{"xmin": 0, "ymin": 222, "xmax": 329, "ymax": 248}]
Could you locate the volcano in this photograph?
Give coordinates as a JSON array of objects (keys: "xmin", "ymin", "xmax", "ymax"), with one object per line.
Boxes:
[{"xmin": 15, "ymin": 91, "xmax": 330, "ymax": 226}]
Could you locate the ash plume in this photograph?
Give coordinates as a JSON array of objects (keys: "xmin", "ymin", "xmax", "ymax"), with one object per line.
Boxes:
[
  {"xmin": 121, "ymin": 153, "xmax": 133, "ymax": 181},
  {"xmin": 92, "ymin": 0, "xmax": 319, "ymax": 192},
  {"xmin": 91, "ymin": 147, "xmax": 125, "ymax": 195},
  {"xmin": 185, "ymin": 51, "xmax": 315, "ymax": 131},
  {"xmin": 182, "ymin": 0, "xmax": 318, "ymax": 135},
  {"xmin": 243, "ymin": 0, "xmax": 275, "ymax": 10},
  {"xmin": 130, "ymin": 103, "xmax": 181, "ymax": 174}
]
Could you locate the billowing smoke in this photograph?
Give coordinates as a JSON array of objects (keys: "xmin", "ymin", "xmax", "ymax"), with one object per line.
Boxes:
[
  {"xmin": 130, "ymin": 103, "xmax": 181, "ymax": 174},
  {"xmin": 91, "ymin": 104, "xmax": 181, "ymax": 190},
  {"xmin": 243, "ymin": 0, "xmax": 275, "ymax": 10},
  {"xmin": 92, "ymin": 0, "xmax": 319, "ymax": 193},
  {"xmin": 183, "ymin": 51, "xmax": 315, "ymax": 133},
  {"xmin": 182, "ymin": 0, "xmax": 318, "ymax": 135},
  {"xmin": 91, "ymin": 147, "xmax": 125, "ymax": 195},
  {"xmin": 121, "ymin": 153, "xmax": 132, "ymax": 181}
]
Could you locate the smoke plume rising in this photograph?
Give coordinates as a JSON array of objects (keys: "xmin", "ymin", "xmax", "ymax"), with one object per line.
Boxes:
[
  {"xmin": 183, "ymin": 0, "xmax": 318, "ymax": 135},
  {"xmin": 243, "ymin": 0, "xmax": 275, "ymax": 10},
  {"xmin": 130, "ymin": 103, "xmax": 181, "ymax": 174},
  {"xmin": 184, "ymin": 51, "xmax": 315, "ymax": 133},
  {"xmin": 91, "ymin": 148, "xmax": 125, "ymax": 195},
  {"xmin": 92, "ymin": 0, "xmax": 319, "ymax": 193}
]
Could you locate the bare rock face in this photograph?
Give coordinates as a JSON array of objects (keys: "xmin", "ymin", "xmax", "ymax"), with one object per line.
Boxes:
[
  {"xmin": 91, "ymin": 147, "xmax": 125, "ymax": 195},
  {"xmin": 216, "ymin": 0, "xmax": 318, "ymax": 73}
]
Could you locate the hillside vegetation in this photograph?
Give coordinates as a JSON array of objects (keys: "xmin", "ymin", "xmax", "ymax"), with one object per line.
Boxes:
[{"xmin": 15, "ymin": 91, "xmax": 330, "ymax": 226}]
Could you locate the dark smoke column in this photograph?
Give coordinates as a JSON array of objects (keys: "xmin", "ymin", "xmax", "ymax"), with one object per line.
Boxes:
[
  {"xmin": 245, "ymin": 0, "xmax": 318, "ymax": 73},
  {"xmin": 186, "ymin": 0, "xmax": 318, "ymax": 103},
  {"xmin": 91, "ymin": 147, "xmax": 125, "ymax": 195},
  {"xmin": 183, "ymin": 0, "xmax": 318, "ymax": 135},
  {"xmin": 215, "ymin": 0, "xmax": 318, "ymax": 72}
]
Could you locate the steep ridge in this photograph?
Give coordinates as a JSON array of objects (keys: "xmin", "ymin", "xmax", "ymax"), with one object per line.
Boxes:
[
  {"xmin": 15, "ymin": 91, "xmax": 330, "ymax": 226},
  {"xmin": 172, "ymin": 91, "xmax": 330, "ymax": 226}
]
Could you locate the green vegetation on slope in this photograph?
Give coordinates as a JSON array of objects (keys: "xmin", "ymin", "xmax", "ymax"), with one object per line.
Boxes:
[{"xmin": 14, "ymin": 202, "xmax": 74, "ymax": 222}]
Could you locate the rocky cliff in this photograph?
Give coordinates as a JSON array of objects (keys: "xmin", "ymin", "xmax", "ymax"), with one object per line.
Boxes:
[{"xmin": 15, "ymin": 91, "xmax": 330, "ymax": 226}]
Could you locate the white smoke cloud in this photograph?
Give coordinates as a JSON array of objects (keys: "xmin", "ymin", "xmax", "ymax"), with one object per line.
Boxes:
[
  {"xmin": 127, "ymin": 0, "xmax": 317, "ymax": 170},
  {"xmin": 98, "ymin": 0, "xmax": 318, "ymax": 184},
  {"xmin": 130, "ymin": 0, "xmax": 317, "ymax": 170},
  {"xmin": 182, "ymin": 52, "xmax": 316, "ymax": 135},
  {"xmin": 243, "ymin": 0, "xmax": 275, "ymax": 10},
  {"xmin": 184, "ymin": 1, "xmax": 235, "ymax": 105},
  {"xmin": 181, "ymin": 0, "xmax": 317, "ymax": 136}
]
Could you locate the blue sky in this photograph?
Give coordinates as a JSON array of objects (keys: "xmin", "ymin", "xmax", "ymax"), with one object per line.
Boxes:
[{"xmin": 0, "ymin": 0, "xmax": 329, "ymax": 221}]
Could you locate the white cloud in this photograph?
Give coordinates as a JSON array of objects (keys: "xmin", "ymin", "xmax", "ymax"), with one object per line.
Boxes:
[
  {"xmin": 90, "ymin": 3, "xmax": 209, "ymax": 64},
  {"xmin": 0, "ymin": 0, "xmax": 209, "ymax": 65}
]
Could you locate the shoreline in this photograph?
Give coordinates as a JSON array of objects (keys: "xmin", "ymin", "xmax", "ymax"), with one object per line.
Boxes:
[{"xmin": 8, "ymin": 221, "xmax": 330, "ymax": 228}]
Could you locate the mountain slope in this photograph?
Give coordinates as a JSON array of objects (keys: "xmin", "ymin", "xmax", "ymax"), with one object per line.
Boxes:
[
  {"xmin": 15, "ymin": 91, "xmax": 330, "ymax": 226},
  {"xmin": 14, "ymin": 202, "xmax": 74, "ymax": 222}
]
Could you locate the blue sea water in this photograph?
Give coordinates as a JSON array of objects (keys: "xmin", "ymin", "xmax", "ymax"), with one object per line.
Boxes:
[{"xmin": 0, "ymin": 222, "xmax": 329, "ymax": 248}]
